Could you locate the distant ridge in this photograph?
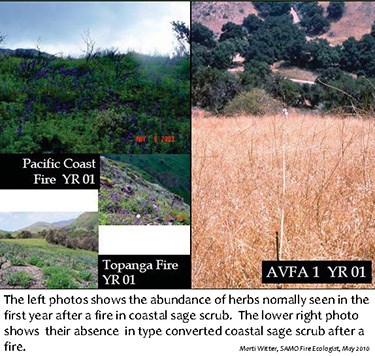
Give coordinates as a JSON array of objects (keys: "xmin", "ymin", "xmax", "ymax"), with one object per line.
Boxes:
[
  {"xmin": 0, "ymin": 48, "xmax": 55, "ymax": 58},
  {"xmin": 0, "ymin": 230, "xmax": 10, "ymax": 237},
  {"xmin": 0, "ymin": 213, "xmax": 96, "ymax": 236},
  {"xmin": 15, "ymin": 221, "xmax": 58, "ymax": 234},
  {"xmin": 53, "ymin": 219, "xmax": 75, "ymax": 228}
]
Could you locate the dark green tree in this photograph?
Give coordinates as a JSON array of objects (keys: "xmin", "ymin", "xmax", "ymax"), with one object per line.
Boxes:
[
  {"xmin": 327, "ymin": 2, "xmax": 345, "ymax": 20},
  {"xmin": 341, "ymin": 37, "xmax": 361, "ymax": 72},
  {"xmin": 192, "ymin": 67, "xmax": 240, "ymax": 112},
  {"xmin": 253, "ymin": 2, "xmax": 292, "ymax": 17},
  {"xmin": 191, "ymin": 22, "xmax": 216, "ymax": 48},
  {"xmin": 240, "ymin": 60, "xmax": 272, "ymax": 90},
  {"xmin": 211, "ymin": 40, "xmax": 236, "ymax": 70},
  {"xmin": 317, "ymin": 68, "xmax": 345, "ymax": 82},
  {"xmin": 300, "ymin": 13, "xmax": 330, "ymax": 35},
  {"xmin": 219, "ymin": 22, "xmax": 246, "ymax": 42},
  {"xmin": 267, "ymin": 73, "xmax": 304, "ymax": 106},
  {"xmin": 300, "ymin": 39, "xmax": 340, "ymax": 69},
  {"xmin": 297, "ymin": 2, "xmax": 324, "ymax": 17},
  {"xmin": 341, "ymin": 34, "xmax": 375, "ymax": 77},
  {"xmin": 16, "ymin": 230, "xmax": 32, "ymax": 239},
  {"xmin": 192, "ymin": 42, "xmax": 212, "ymax": 72},
  {"xmin": 242, "ymin": 14, "xmax": 264, "ymax": 33},
  {"xmin": 244, "ymin": 15, "xmax": 305, "ymax": 65}
]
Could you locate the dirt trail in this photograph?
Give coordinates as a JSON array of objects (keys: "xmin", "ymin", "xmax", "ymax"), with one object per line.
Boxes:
[
  {"xmin": 290, "ymin": 78, "xmax": 315, "ymax": 85},
  {"xmin": 290, "ymin": 7, "xmax": 300, "ymax": 24}
]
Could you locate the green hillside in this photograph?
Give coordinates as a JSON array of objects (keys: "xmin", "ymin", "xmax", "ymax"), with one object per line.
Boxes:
[
  {"xmin": 14, "ymin": 222, "xmax": 57, "ymax": 235},
  {"xmin": 0, "ymin": 239, "xmax": 97, "ymax": 288},
  {"xmin": 0, "ymin": 52, "xmax": 190, "ymax": 153},
  {"xmin": 0, "ymin": 230, "xmax": 10, "ymax": 238},
  {"xmin": 192, "ymin": 2, "xmax": 375, "ymax": 114},
  {"xmin": 66, "ymin": 212, "xmax": 98, "ymax": 231},
  {"xmin": 99, "ymin": 157, "xmax": 190, "ymax": 225},
  {"xmin": 106, "ymin": 154, "xmax": 191, "ymax": 205}
]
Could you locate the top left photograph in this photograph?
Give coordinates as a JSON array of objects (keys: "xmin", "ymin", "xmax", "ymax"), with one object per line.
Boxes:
[{"xmin": 0, "ymin": 1, "xmax": 190, "ymax": 154}]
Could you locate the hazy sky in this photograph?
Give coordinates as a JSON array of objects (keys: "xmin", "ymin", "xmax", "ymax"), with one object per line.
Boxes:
[
  {"xmin": 0, "ymin": 2, "xmax": 190, "ymax": 56},
  {"xmin": 0, "ymin": 212, "xmax": 82, "ymax": 231}
]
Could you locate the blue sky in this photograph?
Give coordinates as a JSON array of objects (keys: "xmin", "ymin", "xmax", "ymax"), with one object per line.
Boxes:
[
  {"xmin": 0, "ymin": 2, "xmax": 190, "ymax": 56},
  {"xmin": 0, "ymin": 212, "xmax": 82, "ymax": 231}
]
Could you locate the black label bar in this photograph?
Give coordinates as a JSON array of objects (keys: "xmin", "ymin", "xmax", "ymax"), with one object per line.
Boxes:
[
  {"xmin": 262, "ymin": 261, "xmax": 372, "ymax": 284},
  {"xmin": 0, "ymin": 154, "xmax": 100, "ymax": 189},
  {"xmin": 98, "ymin": 255, "xmax": 191, "ymax": 289}
]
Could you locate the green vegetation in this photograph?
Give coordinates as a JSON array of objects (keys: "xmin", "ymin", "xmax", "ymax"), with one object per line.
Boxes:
[
  {"xmin": 327, "ymin": 2, "xmax": 345, "ymax": 20},
  {"xmin": 65, "ymin": 212, "xmax": 98, "ymax": 231},
  {"xmin": 0, "ymin": 51, "xmax": 190, "ymax": 153},
  {"xmin": 99, "ymin": 157, "xmax": 190, "ymax": 225},
  {"xmin": 106, "ymin": 154, "xmax": 190, "ymax": 205},
  {"xmin": 0, "ymin": 238, "xmax": 97, "ymax": 288},
  {"xmin": 296, "ymin": 2, "xmax": 329, "ymax": 35},
  {"xmin": 6, "ymin": 271, "xmax": 32, "ymax": 288},
  {"xmin": 192, "ymin": 3, "xmax": 374, "ymax": 114},
  {"xmin": 0, "ymin": 230, "xmax": 11, "ymax": 238},
  {"xmin": 0, "ymin": 213, "xmax": 98, "ymax": 251},
  {"xmin": 253, "ymin": 2, "xmax": 291, "ymax": 17},
  {"xmin": 224, "ymin": 89, "xmax": 282, "ymax": 116}
]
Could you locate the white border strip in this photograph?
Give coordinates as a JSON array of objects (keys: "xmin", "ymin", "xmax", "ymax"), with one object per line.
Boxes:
[
  {"xmin": 99, "ymin": 225, "xmax": 190, "ymax": 255},
  {"xmin": 0, "ymin": 190, "xmax": 98, "ymax": 212}
]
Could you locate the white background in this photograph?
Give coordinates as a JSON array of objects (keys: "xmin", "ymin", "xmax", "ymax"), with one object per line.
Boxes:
[
  {"xmin": 0, "ymin": 190, "xmax": 98, "ymax": 212},
  {"xmin": 0, "ymin": 289, "xmax": 373, "ymax": 356},
  {"xmin": 99, "ymin": 226, "xmax": 191, "ymax": 254}
]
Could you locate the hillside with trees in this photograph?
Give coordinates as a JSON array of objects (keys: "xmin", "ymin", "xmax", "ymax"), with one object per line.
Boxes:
[
  {"xmin": 192, "ymin": 1, "xmax": 375, "ymax": 114},
  {"xmin": 0, "ymin": 212, "xmax": 98, "ymax": 288}
]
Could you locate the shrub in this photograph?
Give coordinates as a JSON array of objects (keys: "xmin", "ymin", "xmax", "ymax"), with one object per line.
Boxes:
[
  {"xmin": 242, "ymin": 14, "xmax": 264, "ymax": 33},
  {"xmin": 15, "ymin": 230, "xmax": 32, "ymax": 239},
  {"xmin": 192, "ymin": 67, "xmax": 240, "ymax": 112},
  {"xmin": 191, "ymin": 22, "xmax": 216, "ymax": 48},
  {"xmin": 267, "ymin": 74, "xmax": 305, "ymax": 106},
  {"xmin": 43, "ymin": 266, "xmax": 78, "ymax": 288},
  {"xmin": 7, "ymin": 271, "xmax": 32, "ymax": 288},
  {"xmin": 224, "ymin": 88, "xmax": 282, "ymax": 116},
  {"xmin": 297, "ymin": 2, "xmax": 330, "ymax": 35},
  {"xmin": 254, "ymin": 2, "xmax": 292, "ymax": 17},
  {"xmin": 327, "ymin": 2, "xmax": 345, "ymax": 20},
  {"xmin": 29, "ymin": 256, "xmax": 45, "ymax": 268}
]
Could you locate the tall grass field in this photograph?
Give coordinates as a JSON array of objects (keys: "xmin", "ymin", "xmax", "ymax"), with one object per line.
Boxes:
[{"xmin": 192, "ymin": 111, "xmax": 374, "ymax": 288}]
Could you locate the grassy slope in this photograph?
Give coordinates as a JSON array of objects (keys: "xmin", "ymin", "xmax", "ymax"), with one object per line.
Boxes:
[
  {"xmin": 99, "ymin": 157, "xmax": 190, "ymax": 225},
  {"xmin": 106, "ymin": 154, "xmax": 191, "ymax": 205},
  {"xmin": 319, "ymin": 2, "xmax": 375, "ymax": 45},
  {"xmin": 14, "ymin": 222, "xmax": 57, "ymax": 234},
  {"xmin": 0, "ymin": 53, "xmax": 190, "ymax": 154},
  {"xmin": 192, "ymin": 111, "xmax": 375, "ymax": 289},
  {"xmin": 0, "ymin": 238, "xmax": 97, "ymax": 288},
  {"xmin": 66, "ymin": 212, "xmax": 98, "ymax": 230}
]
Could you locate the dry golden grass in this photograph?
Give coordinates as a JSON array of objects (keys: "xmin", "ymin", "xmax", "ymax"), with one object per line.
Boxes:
[
  {"xmin": 271, "ymin": 61, "xmax": 317, "ymax": 82},
  {"xmin": 192, "ymin": 2, "xmax": 258, "ymax": 35},
  {"xmin": 192, "ymin": 111, "xmax": 375, "ymax": 288},
  {"xmin": 319, "ymin": 2, "xmax": 375, "ymax": 45}
]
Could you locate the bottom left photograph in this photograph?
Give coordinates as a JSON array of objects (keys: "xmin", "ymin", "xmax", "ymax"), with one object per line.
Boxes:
[{"xmin": 0, "ymin": 212, "xmax": 98, "ymax": 289}]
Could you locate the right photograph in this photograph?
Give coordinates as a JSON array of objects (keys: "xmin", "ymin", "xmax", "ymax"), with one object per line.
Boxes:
[{"xmin": 192, "ymin": 1, "xmax": 375, "ymax": 288}]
